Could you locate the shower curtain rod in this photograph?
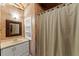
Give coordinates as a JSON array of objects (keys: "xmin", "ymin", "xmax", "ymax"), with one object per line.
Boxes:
[{"xmin": 37, "ymin": 3, "xmax": 72, "ymax": 15}]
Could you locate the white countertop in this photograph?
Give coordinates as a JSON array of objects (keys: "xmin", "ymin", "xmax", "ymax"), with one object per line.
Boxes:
[{"xmin": 1, "ymin": 38, "xmax": 29, "ymax": 49}]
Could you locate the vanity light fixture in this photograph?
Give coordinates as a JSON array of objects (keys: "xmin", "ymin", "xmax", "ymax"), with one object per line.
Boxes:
[{"xmin": 11, "ymin": 12, "xmax": 20, "ymax": 20}]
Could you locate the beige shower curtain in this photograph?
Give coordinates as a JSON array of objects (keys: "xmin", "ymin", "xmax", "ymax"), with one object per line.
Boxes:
[{"xmin": 36, "ymin": 4, "xmax": 79, "ymax": 56}]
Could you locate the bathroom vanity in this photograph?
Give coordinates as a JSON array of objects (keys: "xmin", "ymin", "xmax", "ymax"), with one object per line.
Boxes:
[
  {"xmin": 0, "ymin": 39, "xmax": 29, "ymax": 56},
  {"xmin": 0, "ymin": 20, "xmax": 30, "ymax": 56}
]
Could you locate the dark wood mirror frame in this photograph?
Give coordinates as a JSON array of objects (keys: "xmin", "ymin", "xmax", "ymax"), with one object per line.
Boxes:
[{"xmin": 6, "ymin": 20, "xmax": 22, "ymax": 37}]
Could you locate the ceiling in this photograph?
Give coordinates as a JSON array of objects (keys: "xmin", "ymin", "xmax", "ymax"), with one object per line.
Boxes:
[
  {"xmin": 9, "ymin": 3, "xmax": 29, "ymax": 10},
  {"xmin": 5, "ymin": 3, "xmax": 61, "ymax": 11},
  {"xmin": 9, "ymin": 3, "xmax": 61, "ymax": 11},
  {"xmin": 39, "ymin": 3, "xmax": 62, "ymax": 10}
]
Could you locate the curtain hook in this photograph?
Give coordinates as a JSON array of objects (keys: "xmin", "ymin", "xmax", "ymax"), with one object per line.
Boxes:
[
  {"xmin": 57, "ymin": 6, "xmax": 59, "ymax": 8},
  {"xmin": 63, "ymin": 4, "xmax": 65, "ymax": 6},
  {"xmin": 52, "ymin": 8, "xmax": 54, "ymax": 10}
]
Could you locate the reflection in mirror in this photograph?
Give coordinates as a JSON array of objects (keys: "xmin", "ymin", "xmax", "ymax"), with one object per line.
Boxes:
[{"xmin": 10, "ymin": 23, "xmax": 20, "ymax": 35}]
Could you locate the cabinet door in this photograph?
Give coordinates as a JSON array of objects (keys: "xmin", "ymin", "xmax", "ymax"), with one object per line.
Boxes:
[
  {"xmin": 1, "ymin": 47, "xmax": 14, "ymax": 56},
  {"xmin": 14, "ymin": 42, "xmax": 29, "ymax": 56}
]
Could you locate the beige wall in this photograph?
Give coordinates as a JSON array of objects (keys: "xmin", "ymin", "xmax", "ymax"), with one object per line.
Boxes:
[
  {"xmin": 24, "ymin": 3, "xmax": 43, "ymax": 55},
  {"xmin": 0, "ymin": 4, "xmax": 24, "ymax": 40},
  {"xmin": 24, "ymin": 3, "xmax": 43, "ymax": 17},
  {"xmin": 0, "ymin": 5, "xmax": 2, "ymax": 41},
  {"xmin": 24, "ymin": 4, "xmax": 35, "ymax": 17}
]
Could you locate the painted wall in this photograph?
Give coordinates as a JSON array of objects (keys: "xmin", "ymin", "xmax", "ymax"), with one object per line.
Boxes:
[
  {"xmin": 24, "ymin": 3, "xmax": 43, "ymax": 55},
  {"xmin": 0, "ymin": 4, "xmax": 24, "ymax": 40}
]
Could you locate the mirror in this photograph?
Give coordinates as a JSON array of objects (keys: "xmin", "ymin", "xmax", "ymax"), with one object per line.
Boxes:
[{"xmin": 6, "ymin": 20, "xmax": 22, "ymax": 37}]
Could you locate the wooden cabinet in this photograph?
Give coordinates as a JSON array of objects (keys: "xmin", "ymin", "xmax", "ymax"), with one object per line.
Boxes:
[{"xmin": 1, "ymin": 41, "xmax": 29, "ymax": 56}]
